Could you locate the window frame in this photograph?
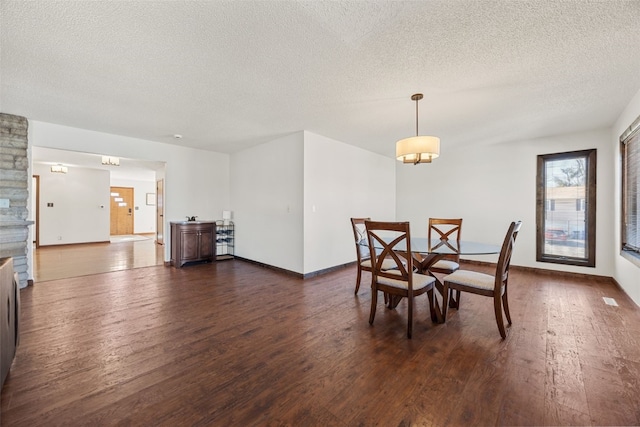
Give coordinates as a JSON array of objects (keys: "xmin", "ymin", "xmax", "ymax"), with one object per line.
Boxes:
[
  {"xmin": 536, "ymin": 149, "xmax": 597, "ymax": 267},
  {"xmin": 621, "ymin": 114, "xmax": 640, "ymax": 264}
]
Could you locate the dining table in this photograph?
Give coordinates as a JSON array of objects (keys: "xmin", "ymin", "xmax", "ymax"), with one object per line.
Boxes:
[{"xmin": 363, "ymin": 236, "xmax": 501, "ymax": 323}]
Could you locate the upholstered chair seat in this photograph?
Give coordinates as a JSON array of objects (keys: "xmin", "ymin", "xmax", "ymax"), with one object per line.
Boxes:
[
  {"xmin": 441, "ymin": 221, "xmax": 522, "ymax": 339},
  {"xmin": 443, "ymin": 270, "xmax": 498, "ymax": 292},
  {"xmin": 377, "ymin": 271, "xmax": 434, "ymax": 291},
  {"xmin": 430, "ymin": 259, "xmax": 460, "ymax": 273}
]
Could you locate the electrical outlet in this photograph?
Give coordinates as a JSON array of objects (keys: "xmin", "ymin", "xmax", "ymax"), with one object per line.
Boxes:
[{"xmin": 0, "ymin": 199, "xmax": 9, "ymax": 208}]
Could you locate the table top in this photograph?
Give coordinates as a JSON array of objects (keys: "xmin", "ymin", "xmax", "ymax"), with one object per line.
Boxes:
[
  {"xmin": 416, "ymin": 238, "xmax": 500, "ymax": 255},
  {"xmin": 364, "ymin": 237, "xmax": 501, "ymax": 256}
]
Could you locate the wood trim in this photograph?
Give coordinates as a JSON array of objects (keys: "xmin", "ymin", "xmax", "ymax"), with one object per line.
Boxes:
[
  {"xmin": 461, "ymin": 258, "xmax": 613, "ymax": 283},
  {"xmin": 303, "ymin": 262, "xmax": 355, "ymax": 279},
  {"xmin": 38, "ymin": 241, "xmax": 111, "ymax": 248},
  {"xmin": 233, "ymin": 256, "xmax": 304, "ymax": 278},
  {"xmin": 234, "ymin": 257, "xmax": 357, "ymax": 279},
  {"xmin": 233, "ymin": 255, "xmax": 616, "ymax": 285}
]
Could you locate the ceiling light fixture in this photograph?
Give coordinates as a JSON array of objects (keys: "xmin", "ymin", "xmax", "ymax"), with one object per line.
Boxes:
[
  {"xmin": 396, "ymin": 93, "xmax": 440, "ymax": 165},
  {"xmin": 101, "ymin": 156, "xmax": 120, "ymax": 166},
  {"xmin": 50, "ymin": 164, "xmax": 67, "ymax": 173}
]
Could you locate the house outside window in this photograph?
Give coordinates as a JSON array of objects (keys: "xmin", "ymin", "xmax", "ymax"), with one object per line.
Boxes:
[
  {"xmin": 536, "ymin": 149, "xmax": 596, "ymax": 267},
  {"xmin": 546, "ymin": 199, "xmax": 556, "ymax": 211}
]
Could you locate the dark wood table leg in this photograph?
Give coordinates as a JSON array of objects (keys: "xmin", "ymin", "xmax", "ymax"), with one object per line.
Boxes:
[
  {"xmin": 416, "ymin": 254, "xmax": 446, "ymax": 323},
  {"xmin": 387, "ymin": 295, "xmax": 402, "ymax": 309}
]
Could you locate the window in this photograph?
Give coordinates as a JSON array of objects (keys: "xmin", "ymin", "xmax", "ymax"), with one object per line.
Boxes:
[
  {"xmin": 622, "ymin": 116, "xmax": 640, "ymax": 259},
  {"xmin": 536, "ymin": 149, "xmax": 596, "ymax": 267}
]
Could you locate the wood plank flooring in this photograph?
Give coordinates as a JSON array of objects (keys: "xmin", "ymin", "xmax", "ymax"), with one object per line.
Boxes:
[
  {"xmin": 2, "ymin": 259, "xmax": 640, "ymax": 425},
  {"xmin": 33, "ymin": 236, "xmax": 164, "ymax": 282}
]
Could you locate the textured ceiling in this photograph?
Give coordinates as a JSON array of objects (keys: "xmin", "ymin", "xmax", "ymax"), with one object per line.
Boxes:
[{"xmin": 2, "ymin": 1, "xmax": 640, "ymax": 160}]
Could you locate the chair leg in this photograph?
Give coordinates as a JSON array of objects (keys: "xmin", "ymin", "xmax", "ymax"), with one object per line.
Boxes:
[
  {"xmin": 407, "ymin": 295, "xmax": 413, "ymax": 339},
  {"xmin": 502, "ymin": 287, "xmax": 512, "ymax": 325},
  {"xmin": 449, "ymin": 289, "xmax": 461, "ymax": 310},
  {"xmin": 369, "ymin": 286, "xmax": 378, "ymax": 325},
  {"xmin": 494, "ymin": 295, "xmax": 506, "ymax": 339},
  {"xmin": 441, "ymin": 283, "xmax": 450, "ymax": 321},
  {"xmin": 354, "ymin": 265, "xmax": 362, "ymax": 294}
]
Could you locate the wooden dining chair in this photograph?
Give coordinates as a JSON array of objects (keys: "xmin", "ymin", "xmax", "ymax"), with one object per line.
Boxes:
[
  {"xmin": 428, "ymin": 218, "xmax": 463, "ymax": 275},
  {"xmin": 365, "ymin": 220, "xmax": 437, "ymax": 338},
  {"xmin": 350, "ymin": 217, "xmax": 396, "ymax": 296},
  {"xmin": 441, "ymin": 221, "xmax": 522, "ymax": 339}
]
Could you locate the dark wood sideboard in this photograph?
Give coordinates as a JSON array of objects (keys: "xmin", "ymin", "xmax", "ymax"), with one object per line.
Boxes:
[{"xmin": 170, "ymin": 221, "xmax": 216, "ymax": 267}]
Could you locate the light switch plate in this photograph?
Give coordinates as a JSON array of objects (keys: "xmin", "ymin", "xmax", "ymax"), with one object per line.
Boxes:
[{"xmin": 0, "ymin": 199, "xmax": 10, "ymax": 208}]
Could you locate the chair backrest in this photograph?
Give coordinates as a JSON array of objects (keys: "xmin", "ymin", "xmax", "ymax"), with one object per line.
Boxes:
[
  {"xmin": 364, "ymin": 220, "xmax": 414, "ymax": 286},
  {"xmin": 428, "ymin": 218, "xmax": 463, "ymax": 242},
  {"xmin": 429, "ymin": 218, "xmax": 463, "ymax": 260},
  {"xmin": 495, "ymin": 221, "xmax": 523, "ymax": 290},
  {"xmin": 350, "ymin": 217, "xmax": 371, "ymax": 262}
]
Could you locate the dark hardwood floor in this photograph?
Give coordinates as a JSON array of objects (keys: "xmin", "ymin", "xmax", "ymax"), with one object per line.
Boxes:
[{"xmin": 2, "ymin": 258, "xmax": 640, "ymax": 426}]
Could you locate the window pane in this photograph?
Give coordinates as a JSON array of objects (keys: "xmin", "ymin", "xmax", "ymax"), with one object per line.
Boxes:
[
  {"xmin": 623, "ymin": 131, "xmax": 639, "ymax": 252},
  {"xmin": 544, "ymin": 157, "xmax": 587, "ymax": 258},
  {"xmin": 536, "ymin": 149, "xmax": 596, "ymax": 267}
]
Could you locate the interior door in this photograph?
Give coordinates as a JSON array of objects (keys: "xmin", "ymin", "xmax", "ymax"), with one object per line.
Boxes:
[
  {"xmin": 156, "ymin": 179, "xmax": 164, "ymax": 245},
  {"xmin": 110, "ymin": 187, "xmax": 134, "ymax": 235}
]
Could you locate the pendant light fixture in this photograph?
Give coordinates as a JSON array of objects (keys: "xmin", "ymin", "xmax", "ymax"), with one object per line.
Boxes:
[
  {"xmin": 101, "ymin": 156, "xmax": 120, "ymax": 166},
  {"xmin": 396, "ymin": 93, "xmax": 440, "ymax": 165},
  {"xmin": 50, "ymin": 164, "xmax": 67, "ymax": 173}
]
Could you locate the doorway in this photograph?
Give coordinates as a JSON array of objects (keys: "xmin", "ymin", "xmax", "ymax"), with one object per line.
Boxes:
[
  {"xmin": 31, "ymin": 147, "xmax": 166, "ymax": 282},
  {"xmin": 110, "ymin": 186, "xmax": 134, "ymax": 235}
]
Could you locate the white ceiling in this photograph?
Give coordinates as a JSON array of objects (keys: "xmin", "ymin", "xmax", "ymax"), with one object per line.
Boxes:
[{"xmin": 2, "ymin": 1, "xmax": 640, "ymax": 161}]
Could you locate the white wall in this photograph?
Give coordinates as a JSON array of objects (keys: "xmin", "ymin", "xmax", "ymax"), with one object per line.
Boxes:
[
  {"xmin": 231, "ymin": 131, "xmax": 396, "ymax": 276},
  {"xmin": 230, "ymin": 132, "xmax": 304, "ymax": 273},
  {"xmin": 32, "ymin": 163, "xmax": 110, "ymax": 245},
  {"xmin": 303, "ymin": 131, "xmax": 396, "ymax": 273},
  {"xmin": 110, "ymin": 177, "xmax": 156, "ymax": 234},
  {"xmin": 396, "ymin": 128, "xmax": 614, "ymax": 277},
  {"xmin": 28, "ymin": 121, "xmax": 230, "ymax": 263},
  {"xmin": 613, "ymin": 88, "xmax": 640, "ymax": 305}
]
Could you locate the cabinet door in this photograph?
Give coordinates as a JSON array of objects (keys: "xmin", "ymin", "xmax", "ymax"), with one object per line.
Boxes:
[
  {"xmin": 180, "ymin": 230, "xmax": 200, "ymax": 261},
  {"xmin": 199, "ymin": 228, "xmax": 214, "ymax": 259}
]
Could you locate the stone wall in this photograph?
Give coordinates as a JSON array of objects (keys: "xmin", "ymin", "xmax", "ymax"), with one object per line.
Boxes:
[{"xmin": 0, "ymin": 113, "xmax": 32, "ymax": 288}]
